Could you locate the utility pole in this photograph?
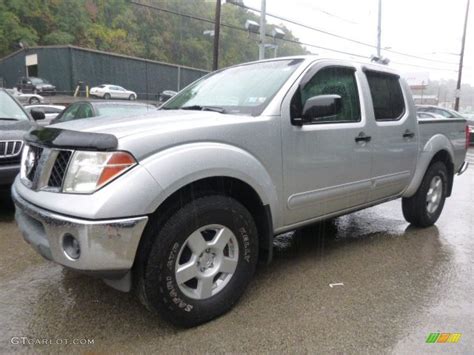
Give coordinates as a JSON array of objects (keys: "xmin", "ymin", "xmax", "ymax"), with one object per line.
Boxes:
[
  {"xmin": 377, "ymin": 0, "xmax": 382, "ymax": 57},
  {"xmin": 212, "ymin": 0, "xmax": 221, "ymax": 71},
  {"xmin": 421, "ymin": 81, "xmax": 425, "ymax": 104},
  {"xmin": 454, "ymin": 0, "xmax": 470, "ymax": 111},
  {"xmin": 259, "ymin": 0, "xmax": 266, "ymax": 60}
]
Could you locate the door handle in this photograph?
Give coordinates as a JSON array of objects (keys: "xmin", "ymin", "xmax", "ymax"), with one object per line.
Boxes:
[
  {"xmin": 355, "ymin": 132, "xmax": 372, "ymax": 143},
  {"xmin": 403, "ymin": 130, "xmax": 415, "ymax": 138}
]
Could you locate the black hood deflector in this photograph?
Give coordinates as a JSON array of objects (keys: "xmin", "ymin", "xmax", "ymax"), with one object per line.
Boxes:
[{"xmin": 25, "ymin": 127, "xmax": 118, "ymax": 151}]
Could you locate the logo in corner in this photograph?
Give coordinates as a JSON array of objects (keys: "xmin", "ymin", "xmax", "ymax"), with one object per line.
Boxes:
[{"xmin": 426, "ymin": 333, "xmax": 462, "ymax": 344}]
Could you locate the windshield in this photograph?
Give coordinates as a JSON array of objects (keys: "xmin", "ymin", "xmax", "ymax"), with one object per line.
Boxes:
[
  {"xmin": 96, "ymin": 104, "xmax": 156, "ymax": 116},
  {"xmin": 0, "ymin": 91, "xmax": 29, "ymax": 121},
  {"xmin": 447, "ymin": 110, "xmax": 464, "ymax": 118},
  {"xmin": 163, "ymin": 59, "xmax": 304, "ymax": 116},
  {"xmin": 30, "ymin": 78, "xmax": 48, "ymax": 84}
]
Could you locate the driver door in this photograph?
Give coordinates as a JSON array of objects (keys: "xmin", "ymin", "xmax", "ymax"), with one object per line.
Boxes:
[{"xmin": 281, "ymin": 63, "xmax": 374, "ymax": 225}]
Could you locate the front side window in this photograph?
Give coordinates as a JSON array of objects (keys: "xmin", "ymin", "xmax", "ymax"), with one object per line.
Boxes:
[
  {"xmin": 163, "ymin": 59, "xmax": 304, "ymax": 116},
  {"xmin": 366, "ymin": 71, "xmax": 405, "ymax": 121},
  {"xmin": 291, "ymin": 66, "xmax": 361, "ymax": 123}
]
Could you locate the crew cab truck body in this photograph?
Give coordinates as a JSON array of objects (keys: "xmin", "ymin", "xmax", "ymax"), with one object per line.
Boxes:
[{"xmin": 12, "ymin": 57, "xmax": 469, "ymax": 327}]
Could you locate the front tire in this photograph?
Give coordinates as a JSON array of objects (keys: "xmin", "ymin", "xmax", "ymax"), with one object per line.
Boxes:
[
  {"xmin": 402, "ymin": 161, "xmax": 448, "ymax": 227},
  {"xmin": 137, "ymin": 195, "xmax": 258, "ymax": 327}
]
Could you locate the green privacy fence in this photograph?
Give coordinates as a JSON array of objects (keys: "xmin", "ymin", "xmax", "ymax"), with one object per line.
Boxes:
[{"xmin": 0, "ymin": 46, "xmax": 208, "ymax": 99}]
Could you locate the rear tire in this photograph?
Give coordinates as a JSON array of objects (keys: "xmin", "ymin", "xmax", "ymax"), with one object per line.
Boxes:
[
  {"xmin": 129, "ymin": 94, "xmax": 136, "ymax": 101},
  {"xmin": 104, "ymin": 93, "xmax": 111, "ymax": 100},
  {"xmin": 29, "ymin": 97, "xmax": 40, "ymax": 104},
  {"xmin": 137, "ymin": 195, "xmax": 258, "ymax": 327},
  {"xmin": 402, "ymin": 161, "xmax": 448, "ymax": 227}
]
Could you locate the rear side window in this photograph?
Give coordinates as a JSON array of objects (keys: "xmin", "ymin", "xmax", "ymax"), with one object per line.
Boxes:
[{"xmin": 366, "ymin": 71, "xmax": 405, "ymax": 121}]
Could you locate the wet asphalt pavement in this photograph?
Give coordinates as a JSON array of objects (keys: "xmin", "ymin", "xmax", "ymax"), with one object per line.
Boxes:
[{"xmin": 1, "ymin": 150, "xmax": 473, "ymax": 353}]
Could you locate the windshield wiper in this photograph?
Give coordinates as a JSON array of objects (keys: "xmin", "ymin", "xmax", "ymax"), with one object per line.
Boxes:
[
  {"xmin": 180, "ymin": 105, "xmax": 227, "ymax": 114},
  {"xmin": 0, "ymin": 118, "xmax": 19, "ymax": 121}
]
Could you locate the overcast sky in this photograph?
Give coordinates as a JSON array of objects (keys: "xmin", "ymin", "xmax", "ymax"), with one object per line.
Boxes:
[{"xmin": 244, "ymin": 0, "xmax": 472, "ymax": 85}]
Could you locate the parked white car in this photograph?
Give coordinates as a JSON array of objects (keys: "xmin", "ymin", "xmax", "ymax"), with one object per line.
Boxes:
[{"xmin": 90, "ymin": 84, "xmax": 137, "ymax": 100}]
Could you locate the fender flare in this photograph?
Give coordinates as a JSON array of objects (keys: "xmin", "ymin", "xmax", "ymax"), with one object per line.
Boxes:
[
  {"xmin": 140, "ymin": 142, "xmax": 282, "ymax": 228},
  {"xmin": 403, "ymin": 134, "xmax": 455, "ymax": 197}
]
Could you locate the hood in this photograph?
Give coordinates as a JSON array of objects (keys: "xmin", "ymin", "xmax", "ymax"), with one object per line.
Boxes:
[
  {"xmin": 51, "ymin": 110, "xmax": 255, "ymax": 139},
  {"xmin": 36, "ymin": 83, "xmax": 55, "ymax": 89},
  {"xmin": 0, "ymin": 119, "xmax": 35, "ymax": 140}
]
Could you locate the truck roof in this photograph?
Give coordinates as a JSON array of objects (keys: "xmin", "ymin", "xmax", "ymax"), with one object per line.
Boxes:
[{"xmin": 231, "ymin": 55, "xmax": 402, "ymax": 77}]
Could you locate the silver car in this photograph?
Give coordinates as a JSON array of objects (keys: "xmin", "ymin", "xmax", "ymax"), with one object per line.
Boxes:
[{"xmin": 6, "ymin": 88, "xmax": 44, "ymax": 105}]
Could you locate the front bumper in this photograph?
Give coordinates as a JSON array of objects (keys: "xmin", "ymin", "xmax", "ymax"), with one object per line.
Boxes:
[
  {"xmin": 12, "ymin": 186, "xmax": 148, "ymax": 277},
  {"xmin": 0, "ymin": 164, "xmax": 20, "ymax": 187},
  {"xmin": 37, "ymin": 87, "xmax": 56, "ymax": 95}
]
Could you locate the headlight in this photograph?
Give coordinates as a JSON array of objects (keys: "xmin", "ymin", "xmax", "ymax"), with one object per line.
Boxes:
[{"xmin": 63, "ymin": 151, "xmax": 136, "ymax": 194}]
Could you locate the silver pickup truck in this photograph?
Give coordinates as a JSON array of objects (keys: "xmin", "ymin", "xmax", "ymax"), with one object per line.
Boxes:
[{"xmin": 12, "ymin": 57, "xmax": 469, "ymax": 327}]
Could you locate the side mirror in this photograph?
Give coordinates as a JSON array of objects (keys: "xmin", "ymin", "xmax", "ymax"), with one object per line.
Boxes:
[
  {"xmin": 301, "ymin": 95, "xmax": 342, "ymax": 123},
  {"xmin": 30, "ymin": 108, "xmax": 45, "ymax": 121}
]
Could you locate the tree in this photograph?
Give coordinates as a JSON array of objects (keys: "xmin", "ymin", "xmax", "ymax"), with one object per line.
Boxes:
[{"xmin": 0, "ymin": 0, "xmax": 308, "ymax": 71}]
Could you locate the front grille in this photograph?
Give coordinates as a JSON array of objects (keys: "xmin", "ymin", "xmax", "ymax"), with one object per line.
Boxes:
[
  {"xmin": 48, "ymin": 151, "xmax": 72, "ymax": 188},
  {"xmin": 0, "ymin": 140, "xmax": 23, "ymax": 158},
  {"xmin": 22, "ymin": 144, "xmax": 73, "ymax": 191}
]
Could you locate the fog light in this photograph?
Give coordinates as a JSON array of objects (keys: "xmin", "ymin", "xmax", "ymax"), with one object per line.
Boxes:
[{"xmin": 63, "ymin": 234, "xmax": 80, "ymax": 260}]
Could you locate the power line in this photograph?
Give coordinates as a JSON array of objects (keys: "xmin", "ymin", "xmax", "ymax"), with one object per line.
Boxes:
[
  {"xmin": 390, "ymin": 61, "xmax": 458, "ymax": 72},
  {"xmin": 129, "ymin": 1, "xmax": 369, "ymax": 58},
  {"xmin": 130, "ymin": 1, "xmax": 215, "ymax": 25},
  {"xmin": 309, "ymin": 5, "xmax": 359, "ymax": 25},
  {"xmin": 227, "ymin": 0, "xmax": 459, "ymax": 66},
  {"xmin": 129, "ymin": 1, "xmax": 458, "ymax": 73}
]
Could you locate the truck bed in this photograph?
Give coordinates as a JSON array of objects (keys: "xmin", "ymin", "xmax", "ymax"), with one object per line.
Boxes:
[{"xmin": 418, "ymin": 118, "xmax": 467, "ymax": 171}]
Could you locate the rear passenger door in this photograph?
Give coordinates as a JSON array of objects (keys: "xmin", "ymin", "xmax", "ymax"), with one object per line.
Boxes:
[{"xmin": 364, "ymin": 70, "xmax": 418, "ymax": 201}]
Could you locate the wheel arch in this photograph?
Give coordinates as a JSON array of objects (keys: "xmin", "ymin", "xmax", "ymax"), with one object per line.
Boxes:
[
  {"xmin": 136, "ymin": 176, "xmax": 274, "ymax": 273},
  {"xmin": 403, "ymin": 134, "xmax": 455, "ymax": 198}
]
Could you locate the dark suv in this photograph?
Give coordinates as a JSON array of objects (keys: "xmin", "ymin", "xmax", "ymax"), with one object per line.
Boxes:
[
  {"xmin": 0, "ymin": 89, "xmax": 43, "ymax": 189},
  {"xmin": 16, "ymin": 77, "xmax": 56, "ymax": 95}
]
